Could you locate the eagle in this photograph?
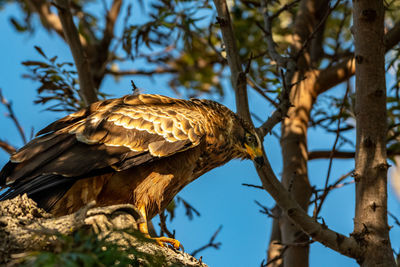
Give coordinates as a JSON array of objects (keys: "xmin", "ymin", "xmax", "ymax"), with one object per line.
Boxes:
[{"xmin": 0, "ymin": 94, "xmax": 263, "ymax": 248}]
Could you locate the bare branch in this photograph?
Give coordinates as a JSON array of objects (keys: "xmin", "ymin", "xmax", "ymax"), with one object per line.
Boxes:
[
  {"xmin": 316, "ymin": 20, "xmax": 400, "ymax": 95},
  {"xmin": 385, "ymin": 21, "xmax": 400, "ymax": 53},
  {"xmin": 54, "ymin": 0, "xmax": 98, "ymax": 105},
  {"xmin": 270, "ymin": 0, "xmax": 301, "ymax": 21},
  {"xmin": 0, "ymin": 89, "xmax": 27, "ymax": 144},
  {"xmin": 254, "ymin": 154, "xmax": 362, "ymax": 259},
  {"xmin": 176, "ymin": 196, "xmax": 201, "ymax": 220},
  {"xmin": 106, "ymin": 68, "xmax": 178, "ymax": 76},
  {"xmin": 310, "ymin": 171, "xmax": 353, "ymax": 215},
  {"xmin": 388, "ymin": 211, "xmax": 400, "ymax": 227},
  {"xmin": 259, "ymin": 0, "xmax": 289, "ymax": 68},
  {"xmin": 242, "ymin": 183, "xmax": 264, "ymax": 190},
  {"xmin": 263, "ymin": 245, "xmax": 287, "ymax": 267},
  {"xmin": 191, "ymin": 226, "xmax": 222, "ymax": 257},
  {"xmin": 257, "ymin": 70, "xmax": 293, "ymax": 137},
  {"xmin": 255, "ymin": 200, "xmax": 280, "ymax": 219},
  {"xmin": 295, "ymin": 0, "xmax": 341, "ymax": 61},
  {"xmin": 308, "ymin": 150, "xmax": 355, "ymax": 160},
  {"xmin": 158, "ymin": 211, "xmax": 175, "ymax": 239},
  {"xmin": 213, "ymin": 0, "xmax": 250, "ymax": 120},
  {"xmin": 247, "ymin": 77, "xmax": 279, "ymax": 108},
  {"xmin": 0, "ymin": 139, "xmax": 16, "ymax": 155},
  {"xmin": 101, "ymin": 0, "xmax": 123, "ymax": 48},
  {"xmin": 315, "ymin": 82, "xmax": 350, "ymax": 216}
]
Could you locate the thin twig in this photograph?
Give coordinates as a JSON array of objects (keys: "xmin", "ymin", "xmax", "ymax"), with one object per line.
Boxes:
[
  {"xmin": 262, "ymin": 245, "xmax": 288, "ymax": 267},
  {"xmin": 315, "ymin": 80, "xmax": 350, "ymax": 216},
  {"xmin": 257, "ymin": 69, "xmax": 293, "ymax": 137},
  {"xmin": 191, "ymin": 225, "xmax": 222, "ymax": 257},
  {"xmin": 106, "ymin": 68, "xmax": 178, "ymax": 76},
  {"xmin": 159, "ymin": 211, "xmax": 175, "ymax": 239},
  {"xmin": 310, "ymin": 170, "xmax": 353, "ymax": 210},
  {"xmin": 0, "ymin": 139, "xmax": 16, "ymax": 154},
  {"xmin": 388, "ymin": 211, "xmax": 400, "ymax": 227},
  {"xmin": 176, "ymin": 196, "xmax": 201, "ymax": 220},
  {"xmin": 255, "ymin": 200, "xmax": 280, "ymax": 219},
  {"xmin": 270, "ymin": 0, "xmax": 301, "ymax": 21},
  {"xmin": 247, "ymin": 77, "xmax": 279, "ymax": 108},
  {"xmin": 242, "ymin": 183, "xmax": 264, "ymax": 190},
  {"xmin": 0, "ymin": 89, "xmax": 27, "ymax": 144}
]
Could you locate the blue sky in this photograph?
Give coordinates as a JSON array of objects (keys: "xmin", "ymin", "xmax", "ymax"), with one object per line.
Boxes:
[{"xmin": 0, "ymin": 2, "xmax": 399, "ymax": 267}]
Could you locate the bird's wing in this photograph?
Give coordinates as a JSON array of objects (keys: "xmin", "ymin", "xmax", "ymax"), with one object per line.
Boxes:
[{"xmin": 0, "ymin": 94, "xmax": 206, "ymax": 191}]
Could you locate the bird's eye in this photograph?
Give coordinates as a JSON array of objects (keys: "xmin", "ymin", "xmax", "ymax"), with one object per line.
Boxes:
[{"xmin": 246, "ymin": 133, "xmax": 256, "ymax": 144}]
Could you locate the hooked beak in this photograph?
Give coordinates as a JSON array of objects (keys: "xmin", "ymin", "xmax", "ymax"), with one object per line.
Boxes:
[{"xmin": 244, "ymin": 144, "xmax": 264, "ymax": 166}]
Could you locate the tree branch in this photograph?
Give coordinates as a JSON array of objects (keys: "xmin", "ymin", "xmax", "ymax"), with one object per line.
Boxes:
[
  {"xmin": 257, "ymin": 70, "xmax": 293, "ymax": 137},
  {"xmin": 54, "ymin": 0, "xmax": 98, "ymax": 105},
  {"xmin": 159, "ymin": 211, "xmax": 175, "ymax": 239},
  {"xmin": 213, "ymin": 0, "xmax": 250, "ymax": 120},
  {"xmin": 106, "ymin": 68, "xmax": 178, "ymax": 76},
  {"xmin": 308, "ymin": 150, "xmax": 355, "ymax": 160},
  {"xmin": 214, "ymin": 0, "xmax": 366, "ymax": 262},
  {"xmin": 191, "ymin": 226, "xmax": 222, "ymax": 257},
  {"xmin": 316, "ymin": 20, "xmax": 400, "ymax": 95},
  {"xmin": 0, "ymin": 140, "xmax": 16, "ymax": 155},
  {"xmin": 25, "ymin": 0, "xmax": 64, "ymax": 38},
  {"xmin": 0, "ymin": 89, "xmax": 27, "ymax": 144},
  {"xmin": 254, "ymin": 154, "xmax": 362, "ymax": 259},
  {"xmin": 315, "ymin": 82, "xmax": 350, "ymax": 216},
  {"xmin": 101, "ymin": 0, "xmax": 122, "ymax": 49},
  {"xmin": 308, "ymin": 149, "xmax": 400, "ymax": 160}
]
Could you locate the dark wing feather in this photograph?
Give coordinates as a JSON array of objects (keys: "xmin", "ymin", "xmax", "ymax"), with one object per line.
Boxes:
[{"xmin": 0, "ymin": 94, "xmax": 206, "ymax": 208}]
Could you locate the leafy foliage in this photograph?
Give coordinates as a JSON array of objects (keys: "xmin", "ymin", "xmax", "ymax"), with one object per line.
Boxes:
[{"xmin": 22, "ymin": 46, "xmax": 83, "ymax": 113}]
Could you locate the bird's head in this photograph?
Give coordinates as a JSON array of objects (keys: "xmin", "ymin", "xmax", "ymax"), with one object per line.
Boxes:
[{"xmin": 232, "ymin": 118, "xmax": 264, "ymax": 166}]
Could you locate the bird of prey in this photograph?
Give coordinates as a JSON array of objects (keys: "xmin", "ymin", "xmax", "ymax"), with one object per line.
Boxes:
[{"xmin": 0, "ymin": 94, "xmax": 263, "ymax": 248}]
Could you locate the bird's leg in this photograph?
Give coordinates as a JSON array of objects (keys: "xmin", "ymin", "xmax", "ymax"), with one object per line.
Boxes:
[{"xmin": 138, "ymin": 205, "xmax": 182, "ymax": 250}]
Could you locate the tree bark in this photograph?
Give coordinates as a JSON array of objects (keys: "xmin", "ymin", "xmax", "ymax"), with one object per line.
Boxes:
[
  {"xmin": 278, "ymin": 0, "xmax": 328, "ymax": 264},
  {"xmin": 280, "ymin": 72, "xmax": 315, "ymax": 267},
  {"xmin": 55, "ymin": 0, "xmax": 98, "ymax": 105},
  {"xmin": 352, "ymin": 0, "xmax": 395, "ymax": 266},
  {"xmin": 0, "ymin": 195, "xmax": 206, "ymax": 266}
]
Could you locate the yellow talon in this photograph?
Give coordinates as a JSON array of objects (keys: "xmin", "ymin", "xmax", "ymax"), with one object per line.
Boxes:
[
  {"xmin": 153, "ymin": 236, "xmax": 182, "ymax": 250},
  {"xmin": 138, "ymin": 205, "xmax": 183, "ymax": 250}
]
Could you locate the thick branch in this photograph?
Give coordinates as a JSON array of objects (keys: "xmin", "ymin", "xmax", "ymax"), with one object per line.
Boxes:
[
  {"xmin": 353, "ymin": 1, "xmax": 395, "ymax": 265},
  {"xmin": 0, "ymin": 195, "xmax": 207, "ymax": 266},
  {"xmin": 253, "ymin": 156, "xmax": 362, "ymax": 259},
  {"xmin": 101, "ymin": 0, "xmax": 122, "ymax": 49},
  {"xmin": 316, "ymin": 20, "xmax": 400, "ymax": 95},
  {"xmin": 54, "ymin": 0, "xmax": 98, "ymax": 105},
  {"xmin": 213, "ymin": 0, "xmax": 250, "ymax": 120}
]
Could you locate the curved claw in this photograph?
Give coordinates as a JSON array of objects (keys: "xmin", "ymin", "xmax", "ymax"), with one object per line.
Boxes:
[{"xmin": 153, "ymin": 236, "xmax": 184, "ymax": 251}]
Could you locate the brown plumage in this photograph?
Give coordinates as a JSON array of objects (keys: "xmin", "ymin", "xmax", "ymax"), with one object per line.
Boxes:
[{"xmin": 0, "ymin": 94, "xmax": 263, "ymax": 236}]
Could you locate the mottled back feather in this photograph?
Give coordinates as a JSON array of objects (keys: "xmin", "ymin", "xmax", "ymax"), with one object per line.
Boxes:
[{"xmin": 0, "ymin": 94, "xmax": 226, "ymax": 209}]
